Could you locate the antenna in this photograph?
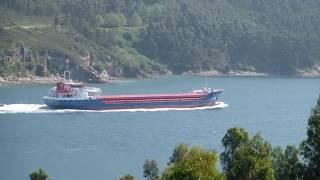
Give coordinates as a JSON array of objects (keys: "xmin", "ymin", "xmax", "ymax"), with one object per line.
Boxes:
[
  {"xmin": 205, "ymin": 71, "xmax": 208, "ymax": 89},
  {"xmin": 66, "ymin": 59, "xmax": 69, "ymax": 71},
  {"xmin": 201, "ymin": 62, "xmax": 208, "ymax": 89},
  {"xmin": 64, "ymin": 59, "xmax": 70, "ymax": 80}
]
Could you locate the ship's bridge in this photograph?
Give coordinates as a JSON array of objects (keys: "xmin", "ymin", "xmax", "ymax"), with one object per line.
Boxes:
[
  {"xmin": 48, "ymin": 81, "xmax": 101, "ymax": 100},
  {"xmin": 45, "ymin": 59, "xmax": 102, "ymax": 100}
]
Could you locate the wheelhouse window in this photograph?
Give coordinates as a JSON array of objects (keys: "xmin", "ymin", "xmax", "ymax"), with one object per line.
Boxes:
[{"xmin": 87, "ymin": 91, "xmax": 97, "ymax": 97}]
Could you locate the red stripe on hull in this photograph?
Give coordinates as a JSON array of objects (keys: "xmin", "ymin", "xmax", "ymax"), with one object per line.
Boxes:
[
  {"xmin": 79, "ymin": 104, "xmax": 214, "ymax": 110},
  {"xmin": 101, "ymin": 97, "xmax": 203, "ymax": 104},
  {"xmin": 98, "ymin": 93, "xmax": 206, "ymax": 101}
]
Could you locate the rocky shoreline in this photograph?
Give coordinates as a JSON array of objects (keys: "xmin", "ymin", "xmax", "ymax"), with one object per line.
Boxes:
[
  {"xmin": 295, "ymin": 65, "xmax": 320, "ymax": 78},
  {"xmin": 0, "ymin": 74, "xmax": 60, "ymax": 84},
  {"xmin": 0, "ymin": 74, "xmax": 117, "ymax": 85},
  {"xmin": 189, "ymin": 70, "xmax": 269, "ymax": 77},
  {"xmin": 188, "ymin": 66, "xmax": 320, "ymax": 78},
  {"xmin": 1, "ymin": 67, "xmax": 320, "ymax": 85}
]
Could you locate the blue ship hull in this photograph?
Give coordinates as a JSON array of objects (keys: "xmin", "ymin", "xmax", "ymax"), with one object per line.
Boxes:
[{"xmin": 43, "ymin": 91, "xmax": 222, "ymax": 110}]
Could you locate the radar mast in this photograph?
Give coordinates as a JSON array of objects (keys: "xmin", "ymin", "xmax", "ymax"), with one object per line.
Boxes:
[{"xmin": 64, "ymin": 59, "xmax": 71, "ymax": 81}]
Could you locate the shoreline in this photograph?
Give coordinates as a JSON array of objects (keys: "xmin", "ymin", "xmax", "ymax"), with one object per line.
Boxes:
[
  {"xmin": 189, "ymin": 70, "xmax": 269, "ymax": 77},
  {"xmin": 189, "ymin": 68, "xmax": 320, "ymax": 78},
  {"xmin": 0, "ymin": 75, "xmax": 117, "ymax": 85},
  {"xmin": 0, "ymin": 75, "xmax": 58, "ymax": 85},
  {"xmin": 1, "ymin": 70, "xmax": 320, "ymax": 85}
]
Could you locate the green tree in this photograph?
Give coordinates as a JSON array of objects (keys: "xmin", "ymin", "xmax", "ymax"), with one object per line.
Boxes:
[
  {"xmin": 35, "ymin": 64, "xmax": 45, "ymax": 77},
  {"xmin": 162, "ymin": 145, "xmax": 224, "ymax": 180},
  {"xmin": 118, "ymin": 13, "xmax": 127, "ymax": 26},
  {"xmin": 128, "ymin": 12, "xmax": 143, "ymax": 26},
  {"xmin": 301, "ymin": 96, "xmax": 320, "ymax": 179},
  {"xmin": 272, "ymin": 145, "xmax": 303, "ymax": 180},
  {"xmin": 95, "ymin": 15, "xmax": 104, "ymax": 27},
  {"xmin": 168, "ymin": 143, "xmax": 188, "ymax": 164},
  {"xmin": 143, "ymin": 159, "xmax": 160, "ymax": 180},
  {"xmin": 220, "ymin": 128, "xmax": 275, "ymax": 180},
  {"xmin": 220, "ymin": 127, "xmax": 249, "ymax": 179},
  {"xmin": 103, "ymin": 13, "xmax": 126, "ymax": 27},
  {"xmin": 119, "ymin": 174, "xmax": 135, "ymax": 180},
  {"xmin": 232, "ymin": 134, "xmax": 274, "ymax": 180},
  {"xmin": 29, "ymin": 168, "xmax": 50, "ymax": 180},
  {"xmin": 123, "ymin": 32, "xmax": 133, "ymax": 41}
]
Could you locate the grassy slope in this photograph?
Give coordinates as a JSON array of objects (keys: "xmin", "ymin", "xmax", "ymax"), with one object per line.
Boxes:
[{"xmin": 0, "ymin": 6, "xmax": 166, "ymax": 80}]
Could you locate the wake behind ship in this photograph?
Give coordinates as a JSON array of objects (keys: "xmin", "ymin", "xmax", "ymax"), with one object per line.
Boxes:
[{"xmin": 43, "ymin": 67, "xmax": 223, "ymax": 110}]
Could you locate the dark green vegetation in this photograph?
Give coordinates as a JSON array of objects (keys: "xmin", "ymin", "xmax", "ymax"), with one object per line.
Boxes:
[
  {"xmin": 301, "ymin": 97, "xmax": 320, "ymax": 179},
  {"xmin": 1, "ymin": 0, "xmax": 320, "ymax": 81},
  {"xmin": 162, "ymin": 145, "xmax": 224, "ymax": 180},
  {"xmin": 143, "ymin": 159, "xmax": 160, "ymax": 180},
  {"xmin": 157, "ymin": 129, "xmax": 274, "ymax": 180},
  {"xmin": 29, "ymin": 168, "xmax": 50, "ymax": 180},
  {"xmin": 119, "ymin": 174, "xmax": 135, "ymax": 180},
  {"xmin": 221, "ymin": 128, "xmax": 274, "ymax": 180}
]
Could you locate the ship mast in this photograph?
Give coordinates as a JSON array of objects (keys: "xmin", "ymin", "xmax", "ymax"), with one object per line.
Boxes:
[
  {"xmin": 205, "ymin": 71, "xmax": 208, "ymax": 89},
  {"xmin": 64, "ymin": 59, "xmax": 71, "ymax": 81},
  {"xmin": 201, "ymin": 63, "xmax": 208, "ymax": 89}
]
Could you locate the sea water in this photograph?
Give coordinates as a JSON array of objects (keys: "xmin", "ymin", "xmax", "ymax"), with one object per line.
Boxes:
[{"xmin": 0, "ymin": 76, "xmax": 319, "ymax": 180}]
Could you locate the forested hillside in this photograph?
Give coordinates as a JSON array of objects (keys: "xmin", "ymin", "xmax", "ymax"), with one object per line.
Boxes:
[{"xmin": 1, "ymin": 0, "xmax": 320, "ymax": 81}]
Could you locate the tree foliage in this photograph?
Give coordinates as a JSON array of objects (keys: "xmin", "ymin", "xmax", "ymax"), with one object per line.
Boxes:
[
  {"xmin": 143, "ymin": 159, "xmax": 160, "ymax": 180},
  {"xmin": 272, "ymin": 145, "xmax": 303, "ymax": 180},
  {"xmin": 103, "ymin": 13, "xmax": 127, "ymax": 28},
  {"xmin": 168, "ymin": 143, "xmax": 189, "ymax": 164},
  {"xmin": 128, "ymin": 13, "xmax": 143, "ymax": 27},
  {"xmin": 136, "ymin": 0, "xmax": 320, "ymax": 74},
  {"xmin": 119, "ymin": 174, "xmax": 135, "ymax": 180},
  {"xmin": 29, "ymin": 168, "xmax": 50, "ymax": 180},
  {"xmin": 1, "ymin": 0, "xmax": 320, "ymax": 78},
  {"xmin": 220, "ymin": 128, "xmax": 274, "ymax": 180},
  {"xmin": 162, "ymin": 145, "xmax": 224, "ymax": 180},
  {"xmin": 220, "ymin": 127, "xmax": 249, "ymax": 178},
  {"xmin": 301, "ymin": 96, "xmax": 320, "ymax": 179}
]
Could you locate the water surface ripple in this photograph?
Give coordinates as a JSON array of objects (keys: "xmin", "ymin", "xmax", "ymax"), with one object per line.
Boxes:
[{"xmin": 0, "ymin": 76, "xmax": 319, "ymax": 180}]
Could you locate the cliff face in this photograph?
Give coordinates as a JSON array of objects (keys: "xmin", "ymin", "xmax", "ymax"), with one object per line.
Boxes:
[{"xmin": 0, "ymin": 43, "xmax": 104, "ymax": 83}]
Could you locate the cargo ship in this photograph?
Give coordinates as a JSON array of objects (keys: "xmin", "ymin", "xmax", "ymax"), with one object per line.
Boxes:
[{"xmin": 43, "ymin": 66, "xmax": 223, "ymax": 110}]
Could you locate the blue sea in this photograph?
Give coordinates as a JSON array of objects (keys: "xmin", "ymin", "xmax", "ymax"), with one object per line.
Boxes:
[{"xmin": 0, "ymin": 76, "xmax": 319, "ymax": 180}]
